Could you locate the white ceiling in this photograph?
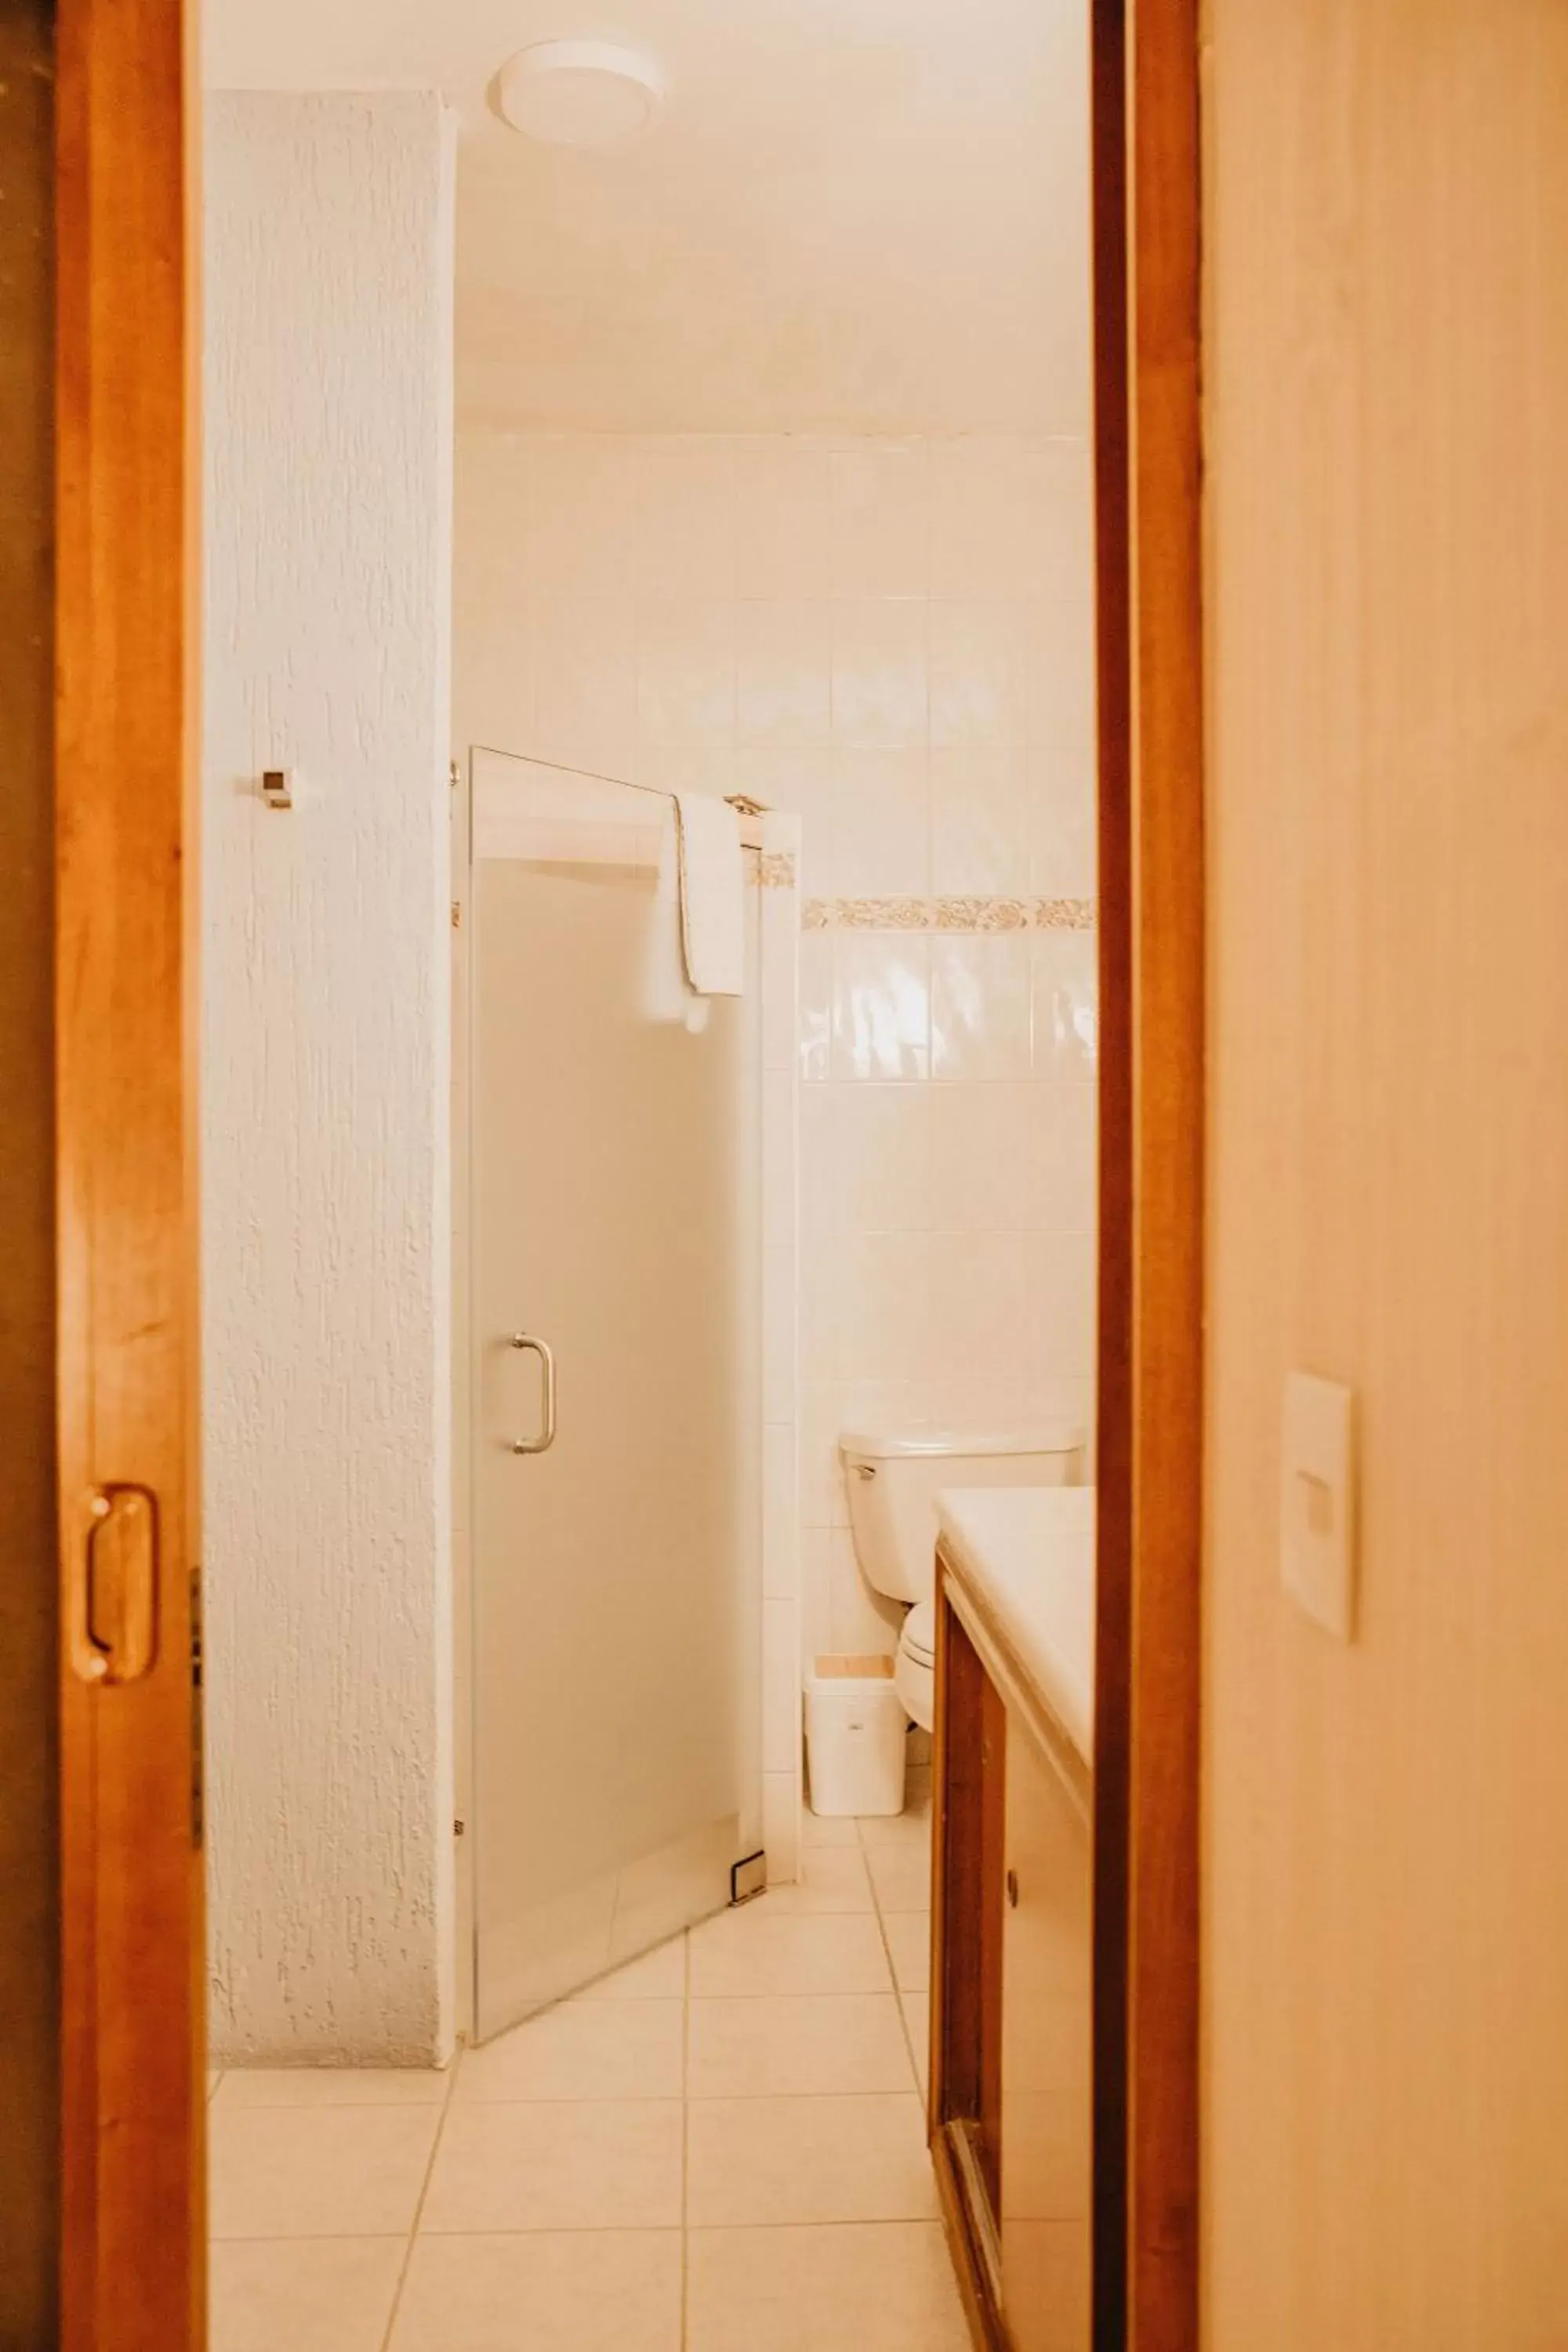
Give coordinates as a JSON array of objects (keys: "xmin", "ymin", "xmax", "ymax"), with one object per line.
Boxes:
[{"xmin": 205, "ymin": 0, "xmax": 1091, "ymax": 436}]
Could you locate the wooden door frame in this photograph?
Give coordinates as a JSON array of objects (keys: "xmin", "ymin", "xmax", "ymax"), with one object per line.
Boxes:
[
  {"xmin": 1091, "ymin": 0, "xmax": 1204, "ymax": 2347},
  {"xmin": 42, "ymin": 0, "xmax": 1203, "ymax": 2340},
  {"xmin": 56, "ymin": 1, "xmax": 204, "ymax": 2346}
]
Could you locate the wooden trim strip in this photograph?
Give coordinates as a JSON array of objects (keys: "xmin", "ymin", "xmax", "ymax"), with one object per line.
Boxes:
[
  {"xmin": 1091, "ymin": 0, "xmax": 1204, "ymax": 2347},
  {"xmin": 1125, "ymin": 0, "xmax": 1205, "ymax": 2339},
  {"xmin": 932, "ymin": 2122, "xmax": 1008, "ymax": 2352},
  {"xmin": 1089, "ymin": 1, "xmax": 1135, "ymax": 2339}
]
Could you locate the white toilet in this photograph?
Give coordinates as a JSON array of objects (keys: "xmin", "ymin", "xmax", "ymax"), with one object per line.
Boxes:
[{"xmin": 839, "ymin": 1423, "xmax": 1086, "ymax": 1732}]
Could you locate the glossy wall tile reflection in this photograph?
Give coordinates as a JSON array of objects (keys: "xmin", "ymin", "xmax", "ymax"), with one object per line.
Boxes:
[{"xmin": 832, "ymin": 935, "xmax": 933, "ymax": 1083}]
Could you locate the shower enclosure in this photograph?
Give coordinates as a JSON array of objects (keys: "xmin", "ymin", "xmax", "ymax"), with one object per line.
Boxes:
[{"xmin": 463, "ymin": 746, "xmax": 769, "ymax": 2039}]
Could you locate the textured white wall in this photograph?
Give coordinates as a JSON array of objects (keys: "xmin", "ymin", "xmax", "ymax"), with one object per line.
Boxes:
[{"xmin": 203, "ymin": 92, "xmax": 456, "ymax": 2063}]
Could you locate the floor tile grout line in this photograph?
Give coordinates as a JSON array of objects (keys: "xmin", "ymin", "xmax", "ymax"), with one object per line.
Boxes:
[
  {"xmin": 216, "ymin": 2216, "xmax": 950, "ymax": 2243},
  {"xmin": 688, "ymin": 2216, "xmax": 945, "ymax": 2231},
  {"xmin": 214, "ymin": 2098, "xmax": 458, "ymax": 2111},
  {"xmin": 686, "ymin": 1990, "xmax": 906, "ymax": 2004},
  {"xmin": 405, "ymin": 2094, "xmax": 685, "ymax": 2111},
  {"xmin": 348, "ymin": 2090, "xmax": 924, "ymax": 2121},
  {"xmin": 858, "ymin": 1813, "xmax": 925, "ymax": 2092},
  {"xmin": 209, "ymin": 2230, "xmax": 423, "ymax": 2245},
  {"xmin": 684, "ymin": 2090, "xmax": 926, "ymax": 2107},
  {"xmin": 376, "ymin": 2046, "xmax": 463, "ymax": 2352},
  {"xmin": 377, "ymin": 2216, "xmax": 942, "ymax": 2238}
]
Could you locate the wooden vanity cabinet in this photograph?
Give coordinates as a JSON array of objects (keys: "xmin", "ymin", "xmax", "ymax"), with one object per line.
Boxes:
[
  {"xmin": 998, "ymin": 1718, "xmax": 1092, "ymax": 2348},
  {"xmin": 930, "ymin": 1591, "xmax": 1010, "ymax": 2339},
  {"xmin": 931, "ymin": 1553, "xmax": 1092, "ymax": 2352}
]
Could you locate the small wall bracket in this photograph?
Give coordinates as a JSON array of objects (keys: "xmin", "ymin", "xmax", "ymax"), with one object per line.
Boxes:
[{"xmin": 260, "ymin": 768, "xmax": 294, "ymax": 810}]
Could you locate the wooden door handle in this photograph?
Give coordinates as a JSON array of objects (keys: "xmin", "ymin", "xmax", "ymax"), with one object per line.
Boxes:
[{"xmin": 68, "ymin": 1486, "xmax": 159, "ymax": 1685}]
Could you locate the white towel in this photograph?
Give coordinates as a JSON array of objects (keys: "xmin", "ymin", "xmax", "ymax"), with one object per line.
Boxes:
[
  {"xmin": 673, "ymin": 791, "xmax": 744, "ymax": 996},
  {"xmin": 640, "ymin": 797, "xmax": 691, "ymax": 1027}
]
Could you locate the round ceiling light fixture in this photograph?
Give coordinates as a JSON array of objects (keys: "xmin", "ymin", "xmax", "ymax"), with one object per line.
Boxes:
[{"xmin": 495, "ymin": 39, "xmax": 666, "ymax": 147}]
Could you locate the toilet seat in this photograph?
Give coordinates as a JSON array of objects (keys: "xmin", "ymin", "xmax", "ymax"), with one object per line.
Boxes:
[
  {"xmin": 901, "ymin": 1598, "xmax": 938, "ymax": 1668},
  {"xmin": 895, "ymin": 1601, "xmax": 938, "ymax": 1733}
]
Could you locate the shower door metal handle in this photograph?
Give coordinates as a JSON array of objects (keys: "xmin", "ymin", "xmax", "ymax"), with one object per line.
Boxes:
[{"xmin": 509, "ymin": 1333, "xmax": 557, "ymax": 1455}]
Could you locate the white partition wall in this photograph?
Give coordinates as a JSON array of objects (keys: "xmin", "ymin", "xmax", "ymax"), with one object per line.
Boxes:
[{"xmin": 203, "ymin": 92, "xmax": 456, "ymax": 2064}]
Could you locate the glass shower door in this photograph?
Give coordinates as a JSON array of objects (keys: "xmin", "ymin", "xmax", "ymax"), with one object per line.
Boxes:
[{"xmin": 467, "ymin": 747, "xmax": 761, "ymax": 2039}]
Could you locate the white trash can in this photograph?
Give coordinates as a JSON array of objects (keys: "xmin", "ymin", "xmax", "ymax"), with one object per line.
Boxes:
[{"xmin": 805, "ymin": 1656, "xmax": 908, "ymax": 1817}]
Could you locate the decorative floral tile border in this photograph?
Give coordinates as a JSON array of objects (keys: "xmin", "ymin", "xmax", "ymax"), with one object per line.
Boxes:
[
  {"xmin": 743, "ymin": 853, "xmax": 1094, "ymax": 931},
  {"xmin": 800, "ymin": 894, "xmax": 1097, "ymax": 933}
]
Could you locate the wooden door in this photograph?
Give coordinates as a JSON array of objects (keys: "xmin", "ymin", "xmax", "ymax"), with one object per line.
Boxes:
[{"xmin": 56, "ymin": 2, "xmax": 204, "ymax": 2346}]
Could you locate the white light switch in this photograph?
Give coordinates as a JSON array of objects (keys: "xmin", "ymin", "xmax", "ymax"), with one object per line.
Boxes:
[{"xmin": 1279, "ymin": 1371, "xmax": 1357, "ymax": 1640}]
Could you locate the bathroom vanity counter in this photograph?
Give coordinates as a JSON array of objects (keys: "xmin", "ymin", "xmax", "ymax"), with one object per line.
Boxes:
[
  {"xmin": 934, "ymin": 1486, "xmax": 1096, "ymax": 1775},
  {"xmin": 927, "ymin": 1486, "xmax": 1095, "ymax": 2352}
]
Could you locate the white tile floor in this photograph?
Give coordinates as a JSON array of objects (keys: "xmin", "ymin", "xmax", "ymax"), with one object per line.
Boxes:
[{"xmin": 209, "ymin": 1777, "xmax": 969, "ymax": 2352}]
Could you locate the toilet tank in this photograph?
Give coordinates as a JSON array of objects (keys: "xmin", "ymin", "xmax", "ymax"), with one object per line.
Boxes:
[{"xmin": 839, "ymin": 1423, "xmax": 1086, "ymax": 1607}]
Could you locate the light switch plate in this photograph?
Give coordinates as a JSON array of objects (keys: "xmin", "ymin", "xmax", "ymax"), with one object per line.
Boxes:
[{"xmin": 1279, "ymin": 1370, "xmax": 1357, "ymax": 1640}]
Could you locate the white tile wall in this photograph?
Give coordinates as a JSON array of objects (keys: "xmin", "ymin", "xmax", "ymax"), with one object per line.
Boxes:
[{"xmin": 454, "ymin": 429, "xmax": 1097, "ymax": 1732}]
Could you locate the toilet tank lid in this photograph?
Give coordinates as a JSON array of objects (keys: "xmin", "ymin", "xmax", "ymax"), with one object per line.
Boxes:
[{"xmin": 839, "ymin": 1421, "xmax": 1085, "ymax": 1464}]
